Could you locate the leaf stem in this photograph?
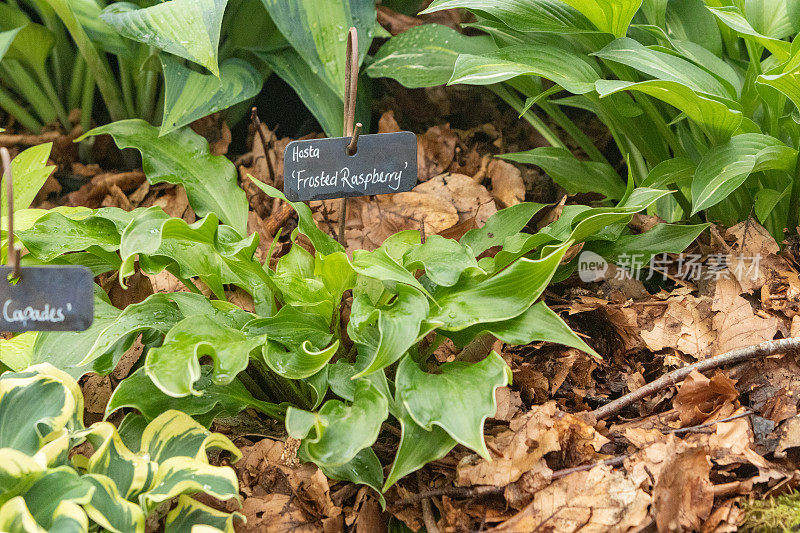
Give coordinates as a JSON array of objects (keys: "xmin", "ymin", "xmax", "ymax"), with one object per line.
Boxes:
[
  {"xmin": 46, "ymin": 0, "xmax": 128, "ymax": 122},
  {"xmin": 0, "ymin": 86, "xmax": 43, "ymax": 132},
  {"xmin": 786, "ymin": 153, "xmax": 800, "ymax": 234},
  {"xmin": 489, "ymin": 84, "xmax": 567, "ymax": 149}
]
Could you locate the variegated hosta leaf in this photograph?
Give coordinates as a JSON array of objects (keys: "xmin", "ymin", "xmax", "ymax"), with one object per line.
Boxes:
[
  {"xmin": 315, "ymin": 251, "xmax": 356, "ymax": 306},
  {"xmin": 444, "ymin": 301, "xmax": 598, "ymax": 357},
  {"xmin": 429, "ymin": 242, "xmax": 569, "ymax": 330},
  {"xmin": 0, "ymin": 369, "xmax": 77, "ymax": 455},
  {"xmin": 11, "ymin": 467, "xmax": 93, "ymax": 532},
  {"xmin": 0, "ymin": 449, "xmax": 45, "ymax": 504},
  {"xmin": 79, "ymin": 121, "xmax": 248, "ymax": 236},
  {"xmin": 165, "ymin": 494, "xmax": 242, "ymax": 533},
  {"xmin": 84, "ymin": 422, "xmax": 156, "ymax": 500},
  {"xmin": 262, "ymin": 339, "xmax": 339, "ymax": 380},
  {"xmin": 144, "ymin": 315, "xmax": 263, "ymax": 397},
  {"xmin": 82, "ymin": 473, "xmax": 146, "ymax": 533},
  {"xmin": 0, "ymin": 496, "xmax": 45, "ymax": 533},
  {"xmin": 101, "ymin": 0, "xmax": 227, "ymax": 75},
  {"xmin": 396, "ymin": 352, "xmax": 511, "ymax": 460},
  {"xmin": 139, "ymin": 411, "xmax": 241, "ymax": 464},
  {"xmin": 347, "ymin": 285, "xmax": 431, "ymax": 377},
  {"xmin": 557, "ymin": 0, "xmax": 642, "ymax": 37},
  {"xmin": 107, "ymin": 367, "xmax": 285, "ymax": 426},
  {"xmin": 139, "ymin": 457, "xmax": 239, "ymax": 511},
  {"xmin": 287, "ymin": 380, "xmax": 388, "ymax": 468}
]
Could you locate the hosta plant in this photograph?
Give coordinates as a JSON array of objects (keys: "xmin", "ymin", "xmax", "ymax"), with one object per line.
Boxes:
[
  {"xmin": 368, "ymin": 0, "xmax": 800, "ymax": 240},
  {"xmin": 0, "ymin": 363, "xmax": 243, "ymax": 532},
  {"xmin": 2, "ymin": 131, "xmax": 704, "ymax": 493},
  {"xmin": 0, "ymin": 0, "xmax": 379, "ymax": 136}
]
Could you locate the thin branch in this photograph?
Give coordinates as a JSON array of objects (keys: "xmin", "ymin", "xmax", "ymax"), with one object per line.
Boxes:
[
  {"xmin": 417, "ymin": 472, "xmax": 441, "ymax": 533},
  {"xmin": 591, "ymin": 337, "xmax": 800, "ymax": 420}
]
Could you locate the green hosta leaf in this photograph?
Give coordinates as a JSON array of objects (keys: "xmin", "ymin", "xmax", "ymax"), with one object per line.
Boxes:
[
  {"xmin": 348, "ymin": 285, "xmax": 431, "ymax": 377},
  {"xmin": 396, "ymin": 352, "xmax": 510, "ymax": 460},
  {"xmin": 744, "ymin": 0, "xmax": 800, "ymax": 39},
  {"xmin": 165, "ymin": 495, "xmax": 241, "ymax": 533},
  {"xmin": 260, "ymin": 0, "xmax": 376, "ymax": 96},
  {"xmin": 82, "ymin": 473, "xmax": 146, "ymax": 533},
  {"xmin": 243, "ymin": 305, "xmax": 333, "ymax": 350},
  {"xmin": 18, "ymin": 211, "xmax": 121, "ymax": 262},
  {"xmin": 352, "ymin": 246, "xmax": 432, "ymax": 298},
  {"xmin": 501, "ymin": 147, "xmax": 626, "ymax": 200},
  {"xmin": 140, "ymin": 457, "xmax": 239, "ymax": 510},
  {"xmin": 160, "ymin": 55, "xmax": 263, "ymax": 136},
  {"xmin": 0, "ymin": 4, "xmax": 53, "ymax": 74},
  {"xmin": 383, "ymin": 414, "xmax": 455, "ymax": 491},
  {"xmin": 1, "ymin": 143, "xmax": 55, "ymax": 213},
  {"xmin": 0, "ymin": 371, "xmax": 75, "ymax": 455},
  {"xmin": 287, "ymin": 380, "xmax": 388, "ymax": 468},
  {"xmin": 556, "ymin": 0, "xmax": 642, "ymax": 37},
  {"xmin": 445, "ymin": 301, "xmax": 598, "ymax": 356},
  {"xmin": 262, "ymin": 339, "xmax": 339, "ymax": 380},
  {"xmin": 315, "ymin": 251, "xmax": 356, "ymax": 304},
  {"xmin": 71, "ymin": 0, "xmax": 131, "ymax": 57},
  {"xmin": 404, "ymin": 236, "xmax": 483, "ymax": 287},
  {"xmin": 118, "ymin": 208, "xmax": 273, "ymax": 311},
  {"xmin": 367, "ymin": 24, "xmax": 496, "ymax": 88},
  {"xmin": 422, "ymin": 0, "xmax": 596, "ymax": 34},
  {"xmin": 107, "ymin": 367, "xmax": 284, "ymax": 426},
  {"xmin": 757, "ymin": 49, "xmax": 800, "ymax": 111},
  {"xmin": 79, "ymin": 120, "xmax": 248, "ymax": 235},
  {"xmin": 85, "ymin": 422, "xmax": 156, "ymax": 499},
  {"xmin": 593, "ymin": 37, "xmax": 731, "ymax": 98},
  {"xmin": 450, "ymin": 46, "xmax": 600, "ymax": 94},
  {"xmin": 327, "ymin": 362, "xmax": 396, "ymax": 414},
  {"xmin": 315, "ymin": 447, "xmax": 385, "ymax": 505},
  {"xmin": 641, "ymin": 158, "xmax": 696, "ymax": 189},
  {"xmin": 101, "ymin": 0, "xmax": 227, "ymax": 75},
  {"xmin": 590, "ymin": 223, "xmax": 710, "ymax": 264},
  {"xmin": 250, "ymin": 182, "xmax": 344, "ymax": 256},
  {"xmin": 253, "ymin": 47, "xmax": 345, "ymax": 138},
  {"xmin": 691, "ymin": 134, "xmax": 797, "ymax": 214},
  {"xmin": 140, "ymin": 410, "xmax": 240, "ymax": 463},
  {"xmin": 0, "ymin": 27, "xmax": 21, "ymax": 62},
  {"xmin": 460, "ymin": 202, "xmax": 547, "ymax": 257},
  {"xmin": 145, "ymin": 315, "xmax": 262, "ymax": 397},
  {"xmin": 595, "ymin": 79, "xmax": 743, "ymax": 143},
  {"xmin": 708, "ymin": 5, "xmax": 791, "ymax": 62},
  {"xmin": 430, "ymin": 242, "xmax": 569, "ymax": 330}
]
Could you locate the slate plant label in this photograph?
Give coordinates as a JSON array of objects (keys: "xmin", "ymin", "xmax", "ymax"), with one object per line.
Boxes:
[
  {"xmin": 0, "ymin": 266, "xmax": 94, "ymax": 332},
  {"xmin": 283, "ymin": 131, "xmax": 418, "ymax": 202}
]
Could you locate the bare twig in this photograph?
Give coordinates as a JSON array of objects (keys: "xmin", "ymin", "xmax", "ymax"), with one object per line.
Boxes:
[
  {"xmin": 666, "ymin": 411, "xmax": 753, "ymax": 435},
  {"xmin": 250, "ymin": 107, "xmax": 276, "ymax": 184},
  {"xmin": 264, "ymin": 203, "xmax": 295, "ymax": 237},
  {"xmin": 417, "ymin": 472, "xmax": 441, "ymax": 533},
  {"xmin": 592, "ymin": 337, "xmax": 800, "ymax": 420}
]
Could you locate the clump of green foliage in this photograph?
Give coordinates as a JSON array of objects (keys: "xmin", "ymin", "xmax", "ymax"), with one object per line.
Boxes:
[
  {"xmin": 741, "ymin": 492, "xmax": 800, "ymax": 532},
  {"xmin": 1, "ymin": 127, "xmax": 708, "ymax": 496},
  {"xmin": 0, "ymin": 363, "xmax": 243, "ymax": 533},
  {"xmin": 368, "ymin": 0, "xmax": 800, "ymax": 240},
  {"xmin": 0, "ymin": 0, "xmax": 380, "ymax": 137}
]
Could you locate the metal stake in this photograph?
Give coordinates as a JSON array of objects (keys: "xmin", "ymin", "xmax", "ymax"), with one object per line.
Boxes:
[{"xmin": 338, "ymin": 27, "xmax": 359, "ymax": 246}]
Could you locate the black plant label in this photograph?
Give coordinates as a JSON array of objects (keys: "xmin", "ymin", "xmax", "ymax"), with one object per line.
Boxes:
[
  {"xmin": 283, "ymin": 131, "xmax": 418, "ymax": 202},
  {"xmin": 0, "ymin": 266, "xmax": 94, "ymax": 332}
]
